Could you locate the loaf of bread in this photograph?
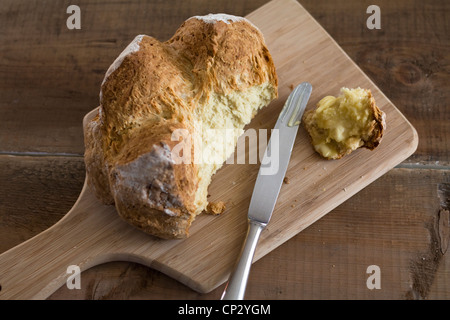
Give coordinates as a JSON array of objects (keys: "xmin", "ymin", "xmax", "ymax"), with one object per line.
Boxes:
[
  {"xmin": 84, "ymin": 14, "xmax": 278, "ymax": 239},
  {"xmin": 303, "ymin": 87, "xmax": 385, "ymax": 160}
]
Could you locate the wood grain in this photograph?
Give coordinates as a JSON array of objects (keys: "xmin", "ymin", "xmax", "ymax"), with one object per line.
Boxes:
[
  {"xmin": 0, "ymin": 0, "xmax": 448, "ymax": 300},
  {"xmin": 0, "ymin": 156, "xmax": 85, "ymax": 253},
  {"xmin": 0, "ymin": 0, "xmax": 418, "ymax": 299},
  {"xmin": 44, "ymin": 167, "xmax": 448, "ymax": 300},
  {"xmin": 1, "ymin": 158, "xmax": 447, "ymax": 299}
]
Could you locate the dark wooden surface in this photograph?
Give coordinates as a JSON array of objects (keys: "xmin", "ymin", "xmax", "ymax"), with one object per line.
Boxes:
[{"xmin": 0, "ymin": 0, "xmax": 449, "ymax": 299}]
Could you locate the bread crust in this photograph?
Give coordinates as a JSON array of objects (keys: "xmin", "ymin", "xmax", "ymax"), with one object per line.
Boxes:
[
  {"xmin": 363, "ymin": 90, "xmax": 386, "ymax": 151},
  {"xmin": 84, "ymin": 14, "xmax": 278, "ymax": 239}
]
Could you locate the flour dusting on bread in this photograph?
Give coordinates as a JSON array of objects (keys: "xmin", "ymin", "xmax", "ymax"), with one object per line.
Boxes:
[
  {"xmin": 190, "ymin": 13, "xmax": 246, "ymax": 25},
  {"xmin": 101, "ymin": 34, "xmax": 145, "ymax": 87}
]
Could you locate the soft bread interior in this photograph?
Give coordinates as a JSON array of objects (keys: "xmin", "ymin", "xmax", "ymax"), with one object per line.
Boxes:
[
  {"xmin": 193, "ymin": 82, "xmax": 276, "ymax": 213},
  {"xmin": 303, "ymin": 87, "xmax": 386, "ymax": 160}
]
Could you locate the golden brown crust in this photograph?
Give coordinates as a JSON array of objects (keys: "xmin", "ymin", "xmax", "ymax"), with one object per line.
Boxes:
[
  {"xmin": 167, "ymin": 17, "xmax": 278, "ymax": 100},
  {"xmin": 363, "ymin": 90, "xmax": 385, "ymax": 150},
  {"xmin": 84, "ymin": 14, "xmax": 278, "ymax": 239}
]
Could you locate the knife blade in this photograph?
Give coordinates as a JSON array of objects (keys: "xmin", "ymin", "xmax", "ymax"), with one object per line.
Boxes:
[{"xmin": 221, "ymin": 82, "xmax": 312, "ymax": 300}]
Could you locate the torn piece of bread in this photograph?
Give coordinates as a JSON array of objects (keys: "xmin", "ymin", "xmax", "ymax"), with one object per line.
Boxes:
[
  {"xmin": 303, "ymin": 87, "xmax": 385, "ymax": 160},
  {"xmin": 83, "ymin": 14, "xmax": 278, "ymax": 239}
]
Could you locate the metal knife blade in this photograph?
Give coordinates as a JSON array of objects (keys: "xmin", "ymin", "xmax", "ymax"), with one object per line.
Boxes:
[
  {"xmin": 248, "ymin": 81, "xmax": 312, "ymax": 225},
  {"xmin": 221, "ymin": 82, "xmax": 312, "ymax": 300}
]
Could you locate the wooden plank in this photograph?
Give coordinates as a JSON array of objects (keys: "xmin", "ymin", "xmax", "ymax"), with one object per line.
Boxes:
[{"xmin": 0, "ymin": 156, "xmax": 85, "ymax": 253}]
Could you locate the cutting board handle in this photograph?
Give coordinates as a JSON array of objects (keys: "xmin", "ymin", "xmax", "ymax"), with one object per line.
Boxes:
[{"xmin": 0, "ymin": 181, "xmax": 117, "ymax": 300}]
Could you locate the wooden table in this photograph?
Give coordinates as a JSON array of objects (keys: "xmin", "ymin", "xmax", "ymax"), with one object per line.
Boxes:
[{"xmin": 0, "ymin": 0, "xmax": 448, "ymax": 300}]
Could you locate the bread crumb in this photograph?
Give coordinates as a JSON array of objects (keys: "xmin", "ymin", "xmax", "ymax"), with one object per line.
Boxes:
[
  {"xmin": 206, "ymin": 201, "xmax": 226, "ymax": 215},
  {"xmin": 289, "ymin": 84, "xmax": 294, "ymax": 91},
  {"xmin": 302, "ymin": 87, "xmax": 385, "ymax": 160},
  {"xmin": 283, "ymin": 176, "xmax": 290, "ymax": 184}
]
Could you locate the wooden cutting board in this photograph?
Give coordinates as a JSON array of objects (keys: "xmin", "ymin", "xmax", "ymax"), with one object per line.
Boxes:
[{"xmin": 0, "ymin": 0, "xmax": 418, "ymax": 299}]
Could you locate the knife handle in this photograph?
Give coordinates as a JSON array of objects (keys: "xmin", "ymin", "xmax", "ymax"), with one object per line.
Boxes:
[{"xmin": 221, "ymin": 220, "xmax": 265, "ymax": 300}]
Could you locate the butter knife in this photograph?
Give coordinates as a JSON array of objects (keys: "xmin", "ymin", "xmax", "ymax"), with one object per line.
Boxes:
[{"xmin": 221, "ymin": 82, "xmax": 312, "ymax": 300}]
